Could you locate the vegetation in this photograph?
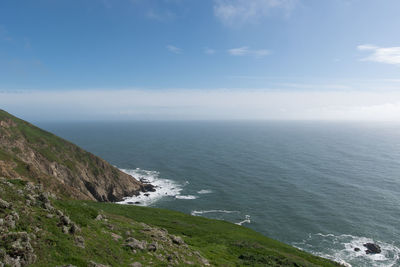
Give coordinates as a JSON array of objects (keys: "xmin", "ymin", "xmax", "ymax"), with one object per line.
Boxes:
[
  {"xmin": 0, "ymin": 178, "xmax": 340, "ymax": 266},
  {"xmin": 0, "ymin": 110, "xmax": 341, "ymax": 266}
]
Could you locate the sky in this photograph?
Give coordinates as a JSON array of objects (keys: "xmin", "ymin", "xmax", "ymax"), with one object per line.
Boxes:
[{"xmin": 1, "ymin": 0, "xmax": 400, "ymax": 121}]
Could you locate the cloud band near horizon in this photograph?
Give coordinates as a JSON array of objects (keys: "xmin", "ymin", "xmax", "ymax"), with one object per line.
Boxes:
[{"xmin": 2, "ymin": 89, "xmax": 400, "ymax": 122}]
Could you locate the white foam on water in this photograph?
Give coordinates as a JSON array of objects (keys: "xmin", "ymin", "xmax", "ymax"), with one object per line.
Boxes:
[
  {"xmin": 175, "ymin": 195, "xmax": 198, "ymax": 200},
  {"xmin": 191, "ymin": 210, "xmax": 240, "ymax": 216},
  {"xmin": 293, "ymin": 233, "xmax": 400, "ymax": 267},
  {"xmin": 235, "ymin": 215, "xmax": 251, "ymax": 226},
  {"xmin": 117, "ymin": 168, "xmax": 183, "ymax": 206},
  {"xmin": 197, "ymin": 189, "xmax": 213, "ymax": 194}
]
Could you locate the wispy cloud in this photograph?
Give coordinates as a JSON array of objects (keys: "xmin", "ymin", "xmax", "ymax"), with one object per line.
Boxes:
[
  {"xmin": 204, "ymin": 48, "xmax": 216, "ymax": 55},
  {"xmin": 213, "ymin": 0, "xmax": 297, "ymax": 26},
  {"xmin": 0, "ymin": 25, "xmax": 13, "ymax": 42},
  {"xmin": 2, "ymin": 89, "xmax": 400, "ymax": 121},
  {"xmin": 228, "ymin": 46, "xmax": 270, "ymax": 57},
  {"xmin": 146, "ymin": 9, "xmax": 176, "ymax": 21},
  {"xmin": 358, "ymin": 44, "xmax": 400, "ymax": 65},
  {"xmin": 166, "ymin": 45, "xmax": 182, "ymax": 54}
]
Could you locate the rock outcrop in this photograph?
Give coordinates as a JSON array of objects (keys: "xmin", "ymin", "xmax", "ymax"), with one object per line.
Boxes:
[
  {"xmin": 0, "ymin": 110, "xmax": 152, "ymax": 202},
  {"xmin": 363, "ymin": 243, "xmax": 381, "ymax": 254}
]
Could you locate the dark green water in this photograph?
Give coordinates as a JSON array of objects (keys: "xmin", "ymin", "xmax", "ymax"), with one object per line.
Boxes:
[{"xmin": 38, "ymin": 121, "xmax": 400, "ymax": 266}]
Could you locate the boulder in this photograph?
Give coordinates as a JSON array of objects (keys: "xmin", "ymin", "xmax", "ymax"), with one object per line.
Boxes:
[
  {"xmin": 142, "ymin": 184, "xmax": 156, "ymax": 192},
  {"xmin": 4, "ymin": 215, "xmax": 16, "ymax": 229},
  {"xmin": 88, "ymin": 261, "xmax": 109, "ymax": 267},
  {"xmin": 147, "ymin": 242, "xmax": 158, "ymax": 252},
  {"xmin": 170, "ymin": 235, "xmax": 184, "ymax": 245},
  {"xmin": 60, "ymin": 216, "xmax": 71, "ymax": 226},
  {"xmin": 364, "ymin": 243, "xmax": 381, "ymax": 254},
  {"xmin": 75, "ymin": 236, "xmax": 85, "ymax": 248},
  {"xmin": 0, "ymin": 199, "xmax": 10, "ymax": 209},
  {"xmin": 354, "ymin": 247, "xmax": 360, "ymax": 252},
  {"xmin": 124, "ymin": 238, "xmax": 146, "ymax": 251},
  {"xmin": 1, "ymin": 232, "xmax": 36, "ymax": 266},
  {"xmin": 70, "ymin": 223, "xmax": 81, "ymax": 234},
  {"xmin": 110, "ymin": 233, "xmax": 122, "ymax": 241}
]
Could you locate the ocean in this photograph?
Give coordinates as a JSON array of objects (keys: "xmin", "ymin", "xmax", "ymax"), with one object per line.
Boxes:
[{"xmin": 37, "ymin": 121, "xmax": 400, "ymax": 267}]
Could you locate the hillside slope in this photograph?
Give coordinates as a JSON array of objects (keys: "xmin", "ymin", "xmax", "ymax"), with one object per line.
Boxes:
[
  {"xmin": 0, "ymin": 110, "xmax": 341, "ymax": 266},
  {"xmin": 0, "ymin": 110, "xmax": 152, "ymax": 202},
  {"xmin": 0, "ymin": 177, "xmax": 340, "ymax": 267}
]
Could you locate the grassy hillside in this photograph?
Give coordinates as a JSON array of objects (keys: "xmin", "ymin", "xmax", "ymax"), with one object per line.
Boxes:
[
  {"xmin": 0, "ymin": 110, "xmax": 147, "ymax": 202},
  {"xmin": 0, "ymin": 177, "xmax": 340, "ymax": 267},
  {"xmin": 0, "ymin": 110, "xmax": 341, "ymax": 266}
]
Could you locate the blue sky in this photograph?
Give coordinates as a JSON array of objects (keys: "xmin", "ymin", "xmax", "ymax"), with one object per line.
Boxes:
[{"xmin": 1, "ymin": 0, "xmax": 400, "ymax": 120}]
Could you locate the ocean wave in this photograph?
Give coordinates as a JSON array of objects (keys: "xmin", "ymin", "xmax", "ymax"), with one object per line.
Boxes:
[
  {"xmin": 191, "ymin": 210, "xmax": 239, "ymax": 216},
  {"xmin": 175, "ymin": 195, "xmax": 198, "ymax": 200},
  {"xmin": 117, "ymin": 168, "xmax": 183, "ymax": 206},
  {"xmin": 293, "ymin": 233, "xmax": 400, "ymax": 267},
  {"xmin": 235, "ymin": 215, "xmax": 251, "ymax": 226},
  {"xmin": 197, "ymin": 189, "xmax": 213, "ymax": 194}
]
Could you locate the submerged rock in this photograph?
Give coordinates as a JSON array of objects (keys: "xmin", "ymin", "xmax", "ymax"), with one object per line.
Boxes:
[
  {"xmin": 363, "ymin": 243, "xmax": 381, "ymax": 254},
  {"xmin": 354, "ymin": 247, "xmax": 360, "ymax": 252}
]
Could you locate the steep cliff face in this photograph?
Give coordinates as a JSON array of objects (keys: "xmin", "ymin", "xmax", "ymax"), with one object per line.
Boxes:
[{"xmin": 0, "ymin": 110, "xmax": 149, "ymax": 202}]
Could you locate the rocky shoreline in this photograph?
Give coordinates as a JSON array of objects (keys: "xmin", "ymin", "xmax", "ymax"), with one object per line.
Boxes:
[{"xmin": 0, "ymin": 177, "xmax": 210, "ymax": 267}]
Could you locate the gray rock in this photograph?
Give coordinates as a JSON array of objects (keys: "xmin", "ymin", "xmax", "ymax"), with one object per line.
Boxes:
[
  {"xmin": 147, "ymin": 242, "xmax": 158, "ymax": 252},
  {"xmin": 75, "ymin": 236, "xmax": 85, "ymax": 248},
  {"xmin": 124, "ymin": 238, "xmax": 146, "ymax": 250},
  {"xmin": 2, "ymin": 232, "xmax": 36, "ymax": 266},
  {"xmin": 38, "ymin": 192, "xmax": 50, "ymax": 203},
  {"xmin": 5, "ymin": 215, "xmax": 16, "ymax": 229},
  {"xmin": 364, "ymin": 243, "xmax": 381, "ymax": 254},
  {"xmin": 26, "ymin": 194, "xmax": 35, "ymax": 202},
  {"xmin": 88, "ymin": 261, "xmax": 110, "ymax": 267},
  {"xmin": 170, "ymin": 235, "xmax": 184, "ymax": 245},
  {"xmin": 0, "ymin": 199, "xmax": 10, "ymax": 209},
  {"xmin": 56, "ymin": 210, "xmax": 64, "ymax": 217},
  {"xmin": 60, "ymin": 215, "xmax": 71, "ymax": 226},
  {"xmin": 62, "ymin": 226, "xmax": 69, "ymax": 234},
  {"xmin": 70, "ymin": 223, "xmax": 81, "ymax": 234},
  {"xmin": 130, "ymin": 263, "xmax": 142, "ymax": 267},
  {"xmin": 44, "ymin": 202, "xmax": 54, "ymax": 211},
  {"xmin": 95, "ymin": 214, "xmax": 106, "ymax": 221},
  {"xmin": 11, "ymin": 211, "xmax": 19, "ymax": 221},
  {"xmin": 110, "ymin": 232, "xmax": 122, "ymax": 241}
]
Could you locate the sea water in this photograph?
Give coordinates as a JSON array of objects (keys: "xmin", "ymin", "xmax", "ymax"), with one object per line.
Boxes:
[{"xmin": 38, "ymin": 121, "xmax": 400, "ymax": 266}]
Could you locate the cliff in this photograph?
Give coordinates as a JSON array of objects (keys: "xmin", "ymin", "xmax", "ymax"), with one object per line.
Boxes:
[
  {"xmin": 0, "ymin": 110, "xmax": 151, "ymax": 202},
  {"xmin": 0, "ymin": 110, "xmax": 341, "ymax": 266}
]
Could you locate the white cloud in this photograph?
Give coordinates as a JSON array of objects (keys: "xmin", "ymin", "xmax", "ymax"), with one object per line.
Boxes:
[
  {"xmin": 204, "ymin": 48, "xmax": 216, "ymax": 55},
  {"xmin": 2, "ymin": 89, "xmax": 400, "ymax": 121},
  {"xmin": 358, "ymin": 44, "xmax": 400, "ymax": 65},
  {"xmin": 228, "ymin": 46, "xmax": 271, "ymax": 57},
  {"xmin": 213, "ymin": 0, "xmax": 297, "ymax": 25},
  {"xmin": 166, "ymin": 45, "xmax": 182, "ymax": 54},
  {"xmin": 146, "ymin": 9, "xmax": 176, "ymax": 21}
]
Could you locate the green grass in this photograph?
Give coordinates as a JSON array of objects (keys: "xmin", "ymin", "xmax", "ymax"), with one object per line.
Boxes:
[
  {"xmin": 82, "ymin": 202, "xmax": 339, "ymax": 267},
  {"xmin": 0, "ymin": 179, "xmax": 340, "ymax": 266},
  {"xmin": 0, "ymin": 109, "xmax": 341, "ymax": 266}
]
